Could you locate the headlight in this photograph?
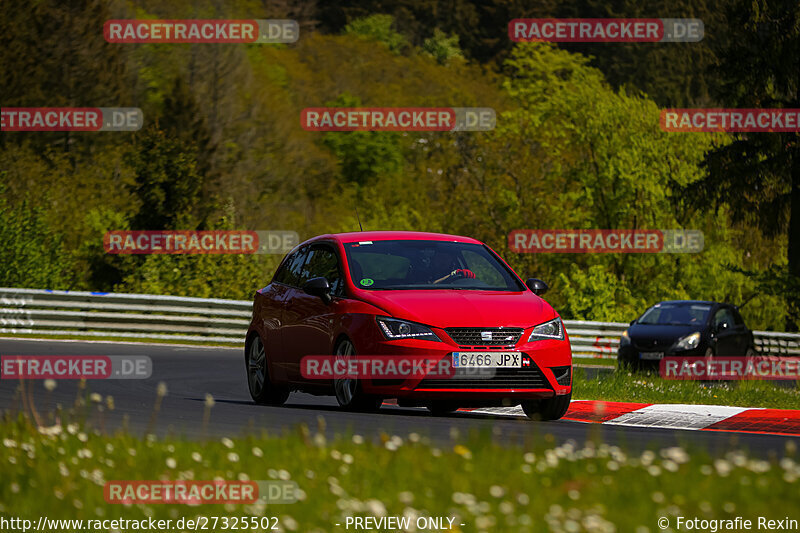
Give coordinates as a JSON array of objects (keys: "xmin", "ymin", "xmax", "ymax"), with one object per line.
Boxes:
[
  {"xmin": 528, "ymin": 318, "xmax": 564, "ymax": 341},
  {"xmin": 619, "ymin": 329, "xmax": 630, "ymax": 346},
  {"xmin": 376, "ymin": 317, "xmax": 441, "ymax": 342},
  {"xmin": 675, "ymin": 332, "xmax": 701, "ymax": 351}
]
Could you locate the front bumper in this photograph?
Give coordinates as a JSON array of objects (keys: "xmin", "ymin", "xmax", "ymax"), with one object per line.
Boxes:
[
  {"xmin": 355, "ymin": 324, "xmax": 573, "ymax": 400},
  {"xmin": 618, "ymin": 342, "xmax": 706, "ymax": 364}
]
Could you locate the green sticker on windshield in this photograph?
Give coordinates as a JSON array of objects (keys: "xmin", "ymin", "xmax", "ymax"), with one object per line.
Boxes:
[{"xmin": 360, "ymin": 278, "xmax": 374, "ymax": 286}]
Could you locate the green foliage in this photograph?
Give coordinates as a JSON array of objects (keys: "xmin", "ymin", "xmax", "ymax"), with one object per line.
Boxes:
[
  {"xmin": 0, "ymin": 176, "xmax": 75, "ymax": 289},
  {"xmin": 557, "ymin": 265, "xmax": 644, "ymax": 322},
  {"xmin": 126, "ymin": 126, "xmax": 204, "ymax": 231},
  {"xmin": 0, "ymin": 0, "xmax": 792, "ymax": 333},
  {"xmin": 321, "ymin": 94, "xmax": 404, "ymax": 186},
  {"xmin": 421, "ymin": 29, "xmax": 464, "ymax": 65},
  {"xmin": 343, "ymin": 14, "xmax": 408, "ymax": 54}
]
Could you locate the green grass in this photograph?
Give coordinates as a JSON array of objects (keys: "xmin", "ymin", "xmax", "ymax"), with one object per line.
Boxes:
[
  {"xmin": 1, "ymin": 410, "xmax": 799, "ymax": 533},
  {"xmin": 574, "ymin": 367, "xmax": 800, "ymax": 409},
  {"xmin": 573, "ymin": 357, "xmax": 616, "ymax": 368}
]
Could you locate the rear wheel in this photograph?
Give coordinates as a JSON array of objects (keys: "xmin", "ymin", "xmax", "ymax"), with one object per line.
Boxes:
[
  {"xmin": 521, "ymin": 392, "xmax": 571, "ymax": 421},
  {"xmin": 333, "ymin": 339, "xmax": 382, "ymax": 412},
  {"xmin": 426, "ymin": 401, "xmax": 460, "ymax": 416},
  {"xmin": 247, "ymin": 335, "xmax": 290, "ymax": 405}
]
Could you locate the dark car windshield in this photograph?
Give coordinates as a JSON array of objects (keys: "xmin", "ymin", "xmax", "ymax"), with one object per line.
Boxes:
[
  {"xmin": 344, "ymin": 240, "xmax": 525, "ymax": 291},
  {"xmin": 637, "ymin": 302, "xmax": 712, "ymax": 326}
]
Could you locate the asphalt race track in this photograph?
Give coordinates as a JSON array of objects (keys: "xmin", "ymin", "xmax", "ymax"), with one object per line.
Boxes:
[{"xmin": 1, "ymin": 338, "xmax": 797, "ymax": 456}]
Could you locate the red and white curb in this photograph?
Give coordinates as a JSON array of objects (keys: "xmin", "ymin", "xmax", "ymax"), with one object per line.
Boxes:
[{"xmin": 384, "ymin": 401, "xmax": 800, "ymax": 437}]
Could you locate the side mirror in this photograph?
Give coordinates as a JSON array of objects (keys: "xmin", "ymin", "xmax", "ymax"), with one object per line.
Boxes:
[
  {"xmin": 630, "ymin": 319, "xmax": 637, "ymax": 326},
  {"xmin": 717, "ymin": 321, "xmax": 730, "ymax": 331},
  {"xmin": 525, "ymin": 278, "xmax": 549, "ymax": 296},
  {"xmin": 303, "ymin": 277, "xmax": 332, "ymax": 304}
]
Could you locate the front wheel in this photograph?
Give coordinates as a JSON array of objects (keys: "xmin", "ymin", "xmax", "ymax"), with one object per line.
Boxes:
[
  {"xmin": 246, "ymin": 335, "xmax": 290, "ymax": 405},
  {"xmin": 333, "ymin": 339, "xmax": 382, "ymax": 412},
  {"xmin": 521, "ymin": 392, "xmax": 571, "ymax": 421}
]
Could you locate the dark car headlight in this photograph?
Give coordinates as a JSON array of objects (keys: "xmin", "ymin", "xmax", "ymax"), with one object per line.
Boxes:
[
  {"xmin": 376, "ymin": 317, "xmax": 441, "ymax": 342},
  {"xmin": 528, "ymin": 318, "xmax": 564, "ymax": 341},
  {"xmin": 674, "ymin": 332, "xmax": 701, "ymax": 351},
  {"xmin": 619, "ymin": 329, "xmax": 631, "ymax": 347}
]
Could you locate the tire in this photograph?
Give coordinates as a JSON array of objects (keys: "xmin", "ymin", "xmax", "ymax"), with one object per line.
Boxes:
[
  {"xmin": 246, "ymin": 335, "xmax": 290, "ymax": 406},
  {"xmin": 700, "ymin": 346, "xmax": 719, "ymax": 384},
  {"xmin": 427, "ymin": 401, "xmax": 460, "ymax": 416},
  {"xmin": 333, "ymin": 339, "xmax": 382, "ymax": 412},
  {"xmin": 521, "ymin": 392, "xmax": 571, "ymax": 421}
]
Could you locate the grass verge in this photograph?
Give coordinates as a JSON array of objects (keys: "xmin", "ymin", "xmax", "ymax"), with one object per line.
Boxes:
[
  {"xmin": 574, "ymin": 367, "xmax": 800, "ymax": 409},
  {"xmin": 1, "ymin": 412, "xmax": 799, "ymax": 533}
]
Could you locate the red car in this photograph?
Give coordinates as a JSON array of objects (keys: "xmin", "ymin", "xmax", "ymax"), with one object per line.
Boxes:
[{"xmin": 245, "ymin": 231, "xmax": 572, "ymax": 420}]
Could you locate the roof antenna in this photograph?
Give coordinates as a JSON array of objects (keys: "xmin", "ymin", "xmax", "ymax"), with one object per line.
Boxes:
[{"xmin": 355, "ymin": 205, "xmax": 364, "ymax": 231}]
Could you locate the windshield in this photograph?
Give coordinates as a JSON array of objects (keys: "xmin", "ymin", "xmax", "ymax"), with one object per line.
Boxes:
[
  {"xmin": 637, "ymin": 302, "xmax": 712, "ymax": 326},
  {"xmin": 344, "ymin": 240, "xmax": 525, "ymax": 291}
]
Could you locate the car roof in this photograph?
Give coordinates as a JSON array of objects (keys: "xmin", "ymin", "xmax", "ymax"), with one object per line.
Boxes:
[
  {"xmin": 305, "ymin": 231, "xmax": 484, "ymax": 245},
  {"xmin": 653, "ymin": 300, "xmax": 722, "ymax": 306}
]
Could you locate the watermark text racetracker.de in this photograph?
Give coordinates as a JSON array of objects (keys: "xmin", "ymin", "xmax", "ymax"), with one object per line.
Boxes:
[
  {"xmin": 509, "ymin": 229, "xmax": 703, "ymax": 253},
  {"xmin": 509, "ymin": 18, "xmax": 703, "ymax": 42},
  {"xmin": 301, "ymin": 355, "xmax": 498, "ymax": 380},
  {"xmin": 104, "ymin": 480, "xmax": 298, "ymax": 504},
  {"xmin": 103, "ymin": 230, "xmax": 299, "ymax": 254},
  {"xmin": 301, "ymin": 107, "xmax": 496, "ymax": 132},
  {"xmin": 661, "ymin": 108, "xmax": 800, "ymax": 132},
  {"xmin": 1, "ymin": 108, "xmax": 142, "ymax": 132},
  {"xmin": 104, "ymin": 19, "xmax": 298, "ymax": 43},
  {"xmin": 1, "ymin": 355, "xmax": 151, "ymax": 380},
  {"xmin": 661, "ymin": 356, "xmax": 800, "ymax": 381}
]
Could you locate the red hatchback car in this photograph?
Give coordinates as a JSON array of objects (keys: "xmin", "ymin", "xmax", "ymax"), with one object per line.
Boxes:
[{"xmin": 245, "ymin": 231, "xmax": 572, "ymax": 420}]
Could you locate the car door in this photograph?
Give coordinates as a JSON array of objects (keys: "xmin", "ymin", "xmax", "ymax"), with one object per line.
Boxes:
[
  {"xmin": 268, "ymin": 246, "xmax": 309, "ymax": 381},
  {"xmin": 711, "ymin": 306, "xmax": 738, "ymax": 356},
  {"xmin": 281, "ymin": 243, "xmax": 345, "ymax": 382},
  {"xmin": 731, "ymin": 307, "xmax": 752, "ymax": 355}
]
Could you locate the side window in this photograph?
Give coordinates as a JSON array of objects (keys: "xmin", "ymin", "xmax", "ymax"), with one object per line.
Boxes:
[
  {"xmin": 273, "ymin": 247, "xmax": 308, "ymax": 287},
  {"xmin": 732, "ymin": 308, "xmax": 745, "ymax": 326},
  {"xmin": 300, "ymin": 246, "xmax": 343, "ymax": 296},
  {"xmin": 713, "ymin": 308, "xmax": 735, "ymax": 328}
]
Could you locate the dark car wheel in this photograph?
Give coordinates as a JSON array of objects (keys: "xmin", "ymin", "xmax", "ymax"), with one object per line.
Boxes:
[
  {"xmin": 333, "ymin": 339, "xmax": 382, "ymax": 412},
  {"xmin": 427, "ymin": 401, "xmax": 460, "ymax": 416},
  {"xmin": 247, "ymin": 335, "xmax": 290, "ymax": 405},
  {"xmin": 521, "ymin": 392, "xmax": 571, "ymax": 421}
]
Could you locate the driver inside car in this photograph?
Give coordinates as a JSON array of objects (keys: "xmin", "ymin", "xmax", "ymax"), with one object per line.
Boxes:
[{"xmin": 429, "ymin": 251, "xmax": 475, "ymax": 284}]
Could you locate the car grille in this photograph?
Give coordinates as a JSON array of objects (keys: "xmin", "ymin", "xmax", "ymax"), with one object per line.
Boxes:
[
  {"xmin": 416, "ymin": 358, "xmax": 551, "ymax": 390},
  {"xmin": 445, "ymin": 327, "xmax": 524, "ymax": 346}
]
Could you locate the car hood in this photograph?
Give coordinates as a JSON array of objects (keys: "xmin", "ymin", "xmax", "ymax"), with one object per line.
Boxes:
[
  {"xmin": 355, "ymin": 289, "xmax": 555, "ymax": 328},
  {"xmin": 629, "ymin": 323, "xmax": 704, "ymax": 348}
]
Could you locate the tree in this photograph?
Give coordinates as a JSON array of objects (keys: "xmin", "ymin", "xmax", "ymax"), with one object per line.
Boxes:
[
  {"xmin": 422, "ymin": 29, "xmax": 464, "ymax": 65},
  {"xmin": 343, "ymin": 14, "xmax": 409, "ymax": 53},
  {"xmin": 126, "ymin": 126, "xmax": 204, "ymax": 231},
  {"xmin": 693, "ymin": 0, "xmax": 800, "ymax": 330}
]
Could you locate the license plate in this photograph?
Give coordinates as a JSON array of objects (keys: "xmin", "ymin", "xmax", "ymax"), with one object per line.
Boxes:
[
  {"xmin": 640, "ymin": 351, "xmax": 665, "ymax": 360},
  {"xmin": 452, "ymin": 352, "xmax": 522, "ymax": 368}
]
